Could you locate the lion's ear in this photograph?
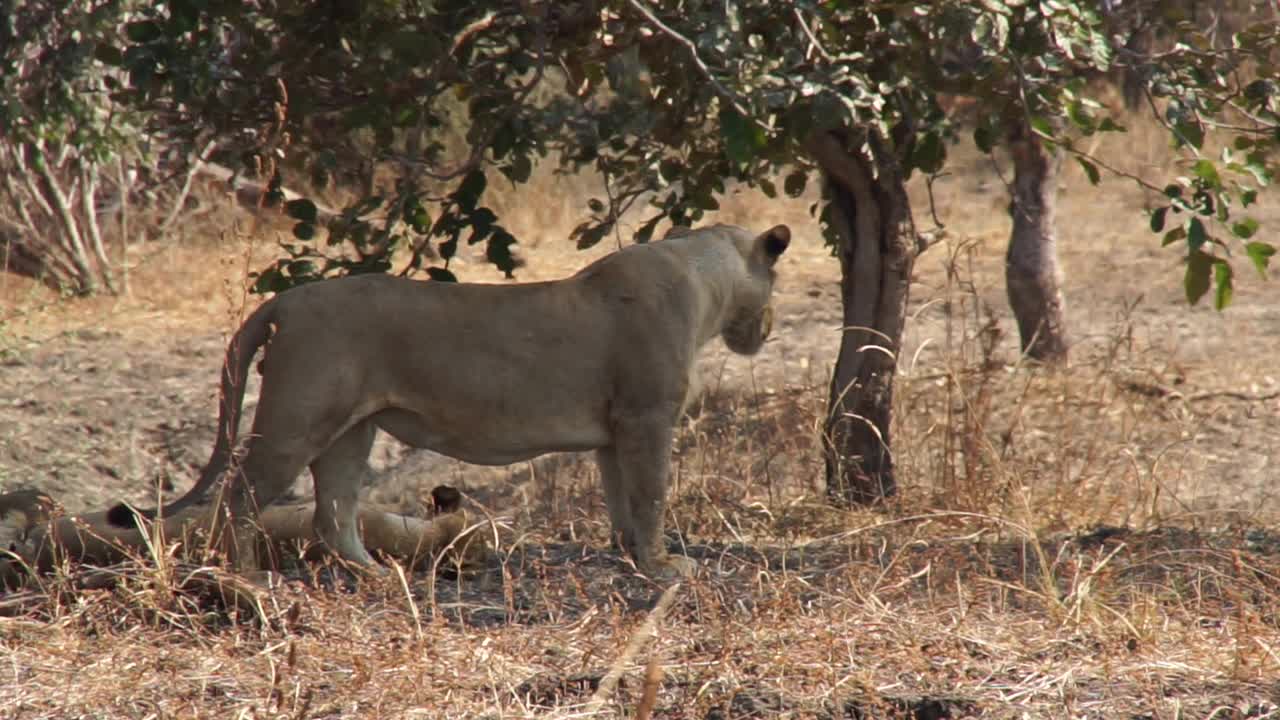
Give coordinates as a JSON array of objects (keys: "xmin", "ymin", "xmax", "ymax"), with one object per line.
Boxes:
[
  {"xmin": 429, "ymin": 485, "xmax": 462, "ymax": 515},
  {"xmin": 758, "ymin": 225, "xmax": 791, "ymax": 264}
]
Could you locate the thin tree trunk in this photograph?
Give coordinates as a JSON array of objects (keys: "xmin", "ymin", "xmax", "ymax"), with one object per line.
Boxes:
[
  {"xmin": 80, "ymin": 161, "xmax": 117, "ymax": 293},
  {"xmin": 805, "ymin": 130, "xmax": 915, "ymax": 505},
  {"xmin": 30, "ymin": 144, "xmax": 97, "ymax": 294},
  {"xmin": 1006, "ymin": 118, "xmax": 1068, "ymax": 363},
  {"xmin": 116, "ymin": 156, "xmax": 131, "ymax": 295}
]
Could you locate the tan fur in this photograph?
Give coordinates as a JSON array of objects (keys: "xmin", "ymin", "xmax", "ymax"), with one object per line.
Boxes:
[
  {"xmin": 16, "ymin": 491, "xmax": 480, "ymax": 574},
  {"xmin": 108, "ymin": 223, "xmax": 790, "ymax": 577},
  {"xmin": 0, "ymin": 489, "xmax": 60, "ymax": 542}
]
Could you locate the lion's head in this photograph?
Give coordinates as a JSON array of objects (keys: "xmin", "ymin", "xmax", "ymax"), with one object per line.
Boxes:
[{"xmin": 720, "ymin": 224, "xmax": 790, "ymax": 355}]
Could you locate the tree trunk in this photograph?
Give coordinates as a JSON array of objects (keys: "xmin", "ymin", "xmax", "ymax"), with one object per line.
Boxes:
[
  {"xmin": 1006, "ymin": 119, "xmax": 1069, "ymax": 363},
  {"xmin": 1120, "ymin": 27, "xmax": 1152, "ymax": 111},
  {"xmin": 804, "ymin": 130, "xmax": 916, "ymax": 505}
]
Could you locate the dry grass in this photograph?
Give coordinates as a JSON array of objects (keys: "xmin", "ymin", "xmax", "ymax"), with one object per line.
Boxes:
[
  {"xmin": 4, "ymin": 108, "xmax": 1280, "ymax": 718},
  {"xmin": 4, "ymin": 367, "xmax": 1279, "ymax": 717},
  {"xmin": 5, "ymin": 307, "xmax": 1279, "ymax": 717}
]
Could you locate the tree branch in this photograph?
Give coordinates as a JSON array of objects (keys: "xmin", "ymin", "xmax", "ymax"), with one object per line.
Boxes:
[
  {"xmin": 793, "ymin": 8, "xmax": 832, "ymax": 63},
  {"xmin": 32, "ymin": 144, "xmax": 97, "ymax": 291},
  {"xmin": 624, "ymin": 0, "xmax": 772, "ymax": 133},
  {"xmin": 79, "ymin": 160, "xmax": 115, "ymax": 293},
  {"xmin": 162, "ymin": 140, "xmax": 218, "ymax": 232}
]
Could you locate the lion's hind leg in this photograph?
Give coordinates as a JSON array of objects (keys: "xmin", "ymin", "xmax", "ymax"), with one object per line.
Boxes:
[
  {"xmin": 310, "ymin": 419, "xmax": 378, "ymax": 566},
  {"xmin": 595, "ymin": 447, "xmax": 633, "ymax": 551}
]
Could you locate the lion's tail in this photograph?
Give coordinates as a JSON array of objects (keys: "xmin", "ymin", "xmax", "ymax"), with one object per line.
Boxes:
[{"xmin": 106, "ymin": 298, "xmax": 280, "ymax": 528}]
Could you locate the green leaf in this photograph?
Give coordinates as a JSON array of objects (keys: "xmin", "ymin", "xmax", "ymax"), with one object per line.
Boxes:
[
  {"xmin": 251, "ymin": 268, "xmax": 284, "ymax": 294},
  {"xmin": 973, "ymin": 122, "xmax": 997, "ymax": 154},
  {"xmin": 1242, "ymin": 161, "xmax": 1271, "ymax": 186},
  {"xmin": 125, "ymin": 21, "xmax": 162, "ymax": 43},
  {"xmin": 408, "ymin": 207, "xmax": 431, "ymax": 234},
  {"xmin": 576, "ymin": 222, "xmax": 610, "ymax": 250},
  {"xmin": 292, "ymin": 222, "xmax": 316, "ymax": 241},
  {"xmin": 1162, "ymin": 227, "xmax": 1186, "ymax": 247},
  {"xmin": 1186, "ymin": 217, "xmax": 1207, "ymax": 249},
  {"xmin": 659, "ymin": 158, "xmax": 683, "ymax": 182},
  {"xmin": 349, "ymin": 195, "xmax": 386, "ymax": 217},
  {"xmin": 1193, "ymin": 189, "xmax": 1216, "ymax": 217},
  {"xmin": 758, "ymin": 178, "xmax": 777, "ymax": 199},
  {"xmin": 1029, "ymin": 116, "xmax": 1054, "ymax": 139},
  {"xmin": 1191, "ymin": 159, "xmax": 1221, "ymax": 188},
  {"xmin": 911, "ymin": 131, "xmax": 946, "ymax": 174},
  {"xmin": 285, "ymin": 199, "xmax": 318, "ymax": 224},
  {"xmin": 1230, "ymin": 217, "xmax": 1259, "ymax": 239},
  {"xmin": 499, "ymin": 154, "xmax": 532, "ymax": 184},
  {"xmin": 634, "ymin": 215, "xmax": 662, "ymax": 244},
  {"xmin": 1213, "ymin": 260, "xmax": 1233, "ymax": 310},
  {"xmin": 720, "ymin": 108, "xmax": 766, "ymax": 165},
  {"xmin": 439, "ymin": 236, "xmax": 458, "ymax": 260},
  {"xmin": 1245, "ymin": 241, "xmax": 1275, "ymax": 279},
  {"xmin": 1066, "ymin": 99, "xmax": 1095, "ymax": 134},
  {"xmin": 94, "ymin": 43, "xmax": 124, "ymax": 66},
  {"xmin": 1149, "ymin": 206, "xmax": 1167, "ymax": 233},
  {"xmin": 690, "ymin": 192, "xmax": 720, "ymax": 211},
  {"xmin": 587, "ymin": 198, "xmax": 606, "ymax": 213},
  {"xmin": 286, "ymin": 260, "xmax": 316, "ymax": 277},
  {"xmin": 1243, "ymin": 79, "xmax": 1274, "ymax": 104},
  {"xmin": 1077, "ymin": 158, "xmax": 1100, "ymax": 185},
  {"xmin": 1184, "ymin": 250, "xmax": 1213, "ymax": 305},
  {"xmin": 453, "ymin": 171, "xmax": 487, "ymax": 211},
  {"xmin": 1174, "ymin": 120, "xmax": 1204, "ymax": 150},
  {"xmin": 1097, "ymin": 117, "xmax": 1125, "ymax": 133},
  {"xmin": 784, "ymin": 171, "xmax": 807, "ymax": 198},
  {"xmin": 483, "ymin": 229, "xmax": 514, "ymax": 278},
  {"xmin": 426, "ymin": 267, "xmax": 457, "ymax": 282}
]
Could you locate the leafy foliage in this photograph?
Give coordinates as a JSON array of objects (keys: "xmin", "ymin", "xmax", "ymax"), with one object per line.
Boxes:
[
  {"xmin": 0, "ymin": 0, "xmax": 145, "ymax": 294},
  {"xmin": 85, "ymin": 0, "xmax": 1279, "ymax": 306},
  {"xmin": 108, "ymin": 0, "xmax": 561, "ymax": 289}
]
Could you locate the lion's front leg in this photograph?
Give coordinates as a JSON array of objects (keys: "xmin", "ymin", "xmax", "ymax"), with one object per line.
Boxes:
[{"xmin": 612, "ymin": 414, "xmax": 694, "ymax": 578}]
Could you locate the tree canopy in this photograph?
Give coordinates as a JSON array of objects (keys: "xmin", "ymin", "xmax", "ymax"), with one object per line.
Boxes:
[{"xmin": 89, "ymin": 0, "xmax": 1276, "ymax": 303}]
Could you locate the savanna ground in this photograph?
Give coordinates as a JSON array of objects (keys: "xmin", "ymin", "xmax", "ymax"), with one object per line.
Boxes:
[{"xmin": 1, "ymin": 114, "xmax": 1279, "ymax": 718}]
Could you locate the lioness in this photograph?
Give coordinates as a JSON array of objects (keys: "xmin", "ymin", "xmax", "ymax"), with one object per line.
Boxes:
[{"xmin": 109, "ymin": 223, "xmax": 790, "ymax": 577}]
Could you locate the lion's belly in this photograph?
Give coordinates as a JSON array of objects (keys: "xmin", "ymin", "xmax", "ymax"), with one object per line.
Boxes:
[{"xmin": 370, "ymin": 407, "xmax": 611, "ymax": 465}]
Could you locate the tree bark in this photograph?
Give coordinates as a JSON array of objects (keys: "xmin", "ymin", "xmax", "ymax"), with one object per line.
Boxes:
[
  {"xmin": 1006, "ymin": 119, "xmax": 1069, "ymax": 363},
  {"xmin": 804, "ymin": 130, "xmax": 915, "ymax": 505}
]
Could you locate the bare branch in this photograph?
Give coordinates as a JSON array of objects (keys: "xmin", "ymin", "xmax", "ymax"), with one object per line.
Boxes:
[
  {"xmin": 793, "ymin": 8, "xmax": 832, "ymax": 63},
  {"xmin": 115, "ymin": 155, "xmax": 131, "ymax": 295},
  {"xmin": 450, "ymin": 10, "xmax": 497, "ymax": 55},
  {"xmin": 32, "ymin": 143, "xmax": 97, "ymax": 290},
  {"xmin": 79, "ymin": 160, "xmax": 115, "ymax": 292},
  {"xmin": 161, "ymin": 140, "xmax": 219, "ymax": 232}
]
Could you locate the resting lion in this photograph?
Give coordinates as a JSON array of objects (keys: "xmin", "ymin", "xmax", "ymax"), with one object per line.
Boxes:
[{"xmin": 108, "ymin": 223, "xmax": 790, "ymax": 577}]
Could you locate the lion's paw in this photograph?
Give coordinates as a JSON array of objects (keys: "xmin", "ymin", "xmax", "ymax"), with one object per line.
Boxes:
[{"xmin": 641, "ymin": 553, "xmax": 698, "ymax": 580}]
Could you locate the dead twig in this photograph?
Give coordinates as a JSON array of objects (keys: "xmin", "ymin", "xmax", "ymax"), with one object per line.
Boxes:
[{"xmin": 583, "ymin": 581, "xmax": 682, "ymax": 714}]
